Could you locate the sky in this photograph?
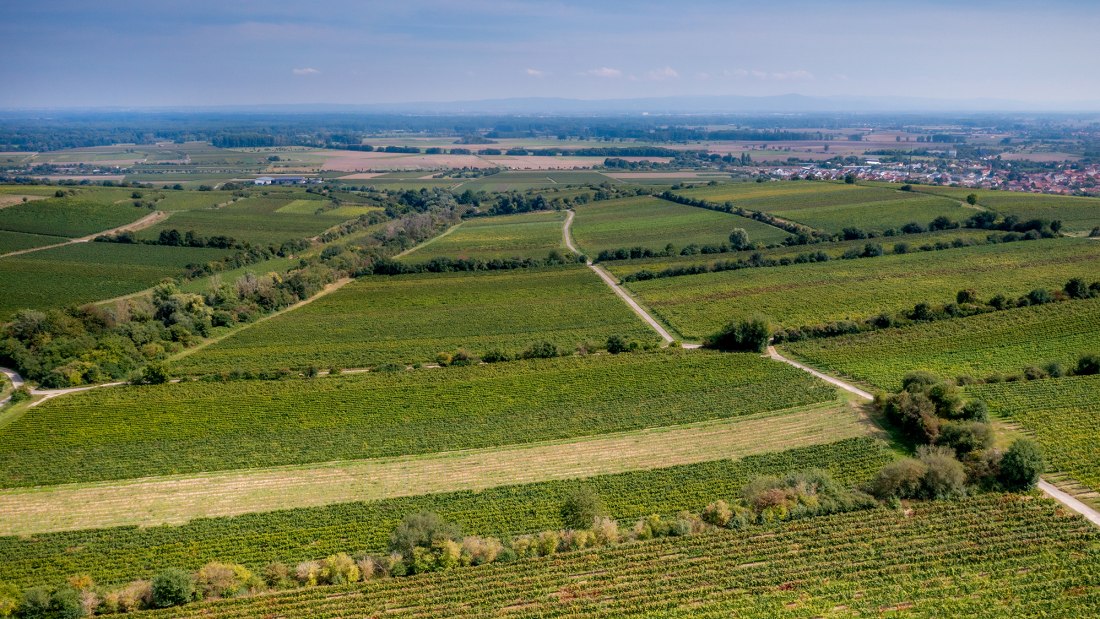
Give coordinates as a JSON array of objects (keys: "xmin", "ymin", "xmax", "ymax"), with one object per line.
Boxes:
[{"xmin": 2, "ymin": 0, "xmax": 1098, "ymax": 109}]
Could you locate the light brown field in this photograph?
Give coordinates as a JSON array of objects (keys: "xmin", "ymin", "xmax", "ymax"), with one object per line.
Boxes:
[
  {"xmin": 0, "ymin": 400, "xmax": 876, "ymax": 534},
  {"xmin": 0, "ymin": 194, "xmax": 46, "ymax": 209}
]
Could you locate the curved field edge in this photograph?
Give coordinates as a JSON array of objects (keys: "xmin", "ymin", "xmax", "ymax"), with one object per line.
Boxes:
[
  {"xmin": 102, "ymin": 494, "xmax": 1100, "ymax": 617},
  {"xmin": 0, "ymin": 351, "xmax": 836, "ymax": 486},
  {"xmin": 0, "ymin": 399, "xmax": 876, "ymax": 534},
  {"xmin": 780, "ymin": 297, "xmax": 1100, "ymax": 391},
  {"xmin": 170, "ymin": 266, "xmax": 661, "ymax": 375},
  {"xmin": 0, "ymin": 437, "xmax": 892, "ymax": 589}
]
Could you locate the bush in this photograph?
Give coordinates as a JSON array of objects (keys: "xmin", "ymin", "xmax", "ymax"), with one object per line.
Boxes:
[
  {"xmin": 135, "ymin": 363, "xmax": 170, "ymax": 385},
  {"xmin": 960, "ymin": 400, "xmax": 989, "ymax": 422},
  {"xmin": 1043, "ymin": 361, "xmax": 1066, "ymax": 378},
  {"xmin": 917, "ymin": 445, "xmax": 967, "ymax": 499},
  {"xmin": 0, "ymin": 582, "xmax": 17, "ymax": 618},
  {"xmin": 151, "ymin": 568, "xmax": 194, "ymax": 608},
  {"xmin": 195, "ymin": 562, "xmax": 257, "ymax": 599},
  {"xmin": 319, "ymin": 553, "xmax": 360, "ymax": 585},
  {"xmin": 1064, "ymin": 278, "xmax": 1091, "ymax": 299},
  {"xmin": 937, "ymin": 421, "xmax": 994, "ymax": 456},
  {"xmin": 521, "ymin": 341, "xmax": 559, "ymax": 359},
  {"xmin": 999, "ymin": 439, "xmax": 1044, "ymax": 491},
  {"xmin": 561, "ymin": 485, "xmax": 609, "ymax": 529},
  {"xmin": 703, "ymin": 316, "xmax": 771, "ymax": 352},
  {"xmin": 7, "ymin": 387, "xmax": 30, "ymax": 405},
  {"xmin": 20, "ymin": 587, "xmax": 52, "ymax": 619},
  {"xmin": 870, "ymin": 458, "xmax": 927, "ymax": 499},
  {"xmin": 261, "ymin": 562, "xmax": 294, "ymax": 590},
  {"xmin": 728, "ymin": 228, "xmax": 750, "ymax": 250},
  {"xmin": 1075, "ymin": 353, "xmax": 1100, "ymax": 376},
  {"xmin": 956, "ymin": 289, "xmax": 977, "ymax": 304},
  {"xmin": 480, "ymin": 348, "xmax": 510, "ymax": 363},
  {"xmin": 605, "ymin": 334, "xmax": 631, "ymax": 354},
  {"xmin": 390, "ymin": 512, "xmax": 461, "ymax": 561}
]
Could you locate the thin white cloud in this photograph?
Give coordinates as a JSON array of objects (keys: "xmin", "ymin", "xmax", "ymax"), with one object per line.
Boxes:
[
  {"xmin": 525, "ymin": 68, "xmax": 546, "ymax": 77},
  {"xmin": 292, "ymin": 67, "xmax": 320, "ymax": 76},
  {"xmin": 646, "ymin": 66, "xmax": 679, "ymax": 81},
  {"xmin": 582, "ymin": 67, "xmax": 622, "ymax": 78}
]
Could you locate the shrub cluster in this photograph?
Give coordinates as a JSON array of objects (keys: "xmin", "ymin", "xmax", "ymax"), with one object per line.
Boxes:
[
  {"xmin": 0, "ymin": 474, "xmax": 871, "ymax": 616},
  {"xmin": 702, "ymin": 317, "xmax": 771, "ymax": 353}
]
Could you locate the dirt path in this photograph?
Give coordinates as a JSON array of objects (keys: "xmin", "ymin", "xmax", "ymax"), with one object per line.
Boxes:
[
  {"xmin": 0, "ymin": 210, "xmax": 170, "ymax": 259},
  {"xmin": 0, "ymin": 402, "xmax": 869, "ymax": 535},
  {"xmin": 766, "ymin": 345, "xmax": 1100, "ymax": 528},
  {"xmin": 563, "ymin": 210, "xmax": 675, "ymax": 344},
  {"xmin": 0, "ymin": 368, "xmax": 24, "ymax": 406},
  {"xmin": 393, "ymin": 221, "xmax": 462, "ymax": 259}
]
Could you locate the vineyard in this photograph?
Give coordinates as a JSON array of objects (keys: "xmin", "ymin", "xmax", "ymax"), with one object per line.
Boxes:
[
  {"xmin": 98, "ymin": 494, "xmax": 1100, "ymax": 618},
  {"xmin": 0, "ymin": 242, "xmax": 231, "ymax": 317},
  {"xmin": 571, "ymin": 195, "xmax": 790, "ymax": 254},
  {"xmin": 134, "ymin": 194, "xmax": 352, "ymax": 246},
  {"xmin": 911, "ymin": 185, "xmax": 1100, "ymax": 232},
  {"xmin": 172, "ymin": 266, "xmax": 659, "ymax": 374},
  {"xmin": 674, "ymin": 181, "xmax": 966, "ymax": 234},
  {"xmin": 0, "ymin": 229, "xmax": 66, "ymax": 254},
  {"xmin": 0, "ymin": 351, "xmax": 836, "ymax": 486},
  {"xmin": 457, "ymin": 171, "xmax": 614, "ymax": 192},
  {"xmin": 0, "ymin": 401, "xmax": 873, "ymax": 535},
  {"xmin": 602, "ymin": 228, "xmax": 993, "ymax": 280},
  {"xmin": 625, "ymin": 237, "xmax": 1100, "ymax": 338},
  {"xmin": 971, "ymin": 375, "xmax": 1100, "ymax": 498},
  {"xmin": 0, "ymin": 437, "xmax": 892, "ymax": 589},
  {"xmin": 400, "ymin": 210, "xmax": 567, "ymax": 262},
  {"xmin": 0, "ymin": 194, "xmax": 148, "ymax": 237},
  {"xmin": 782, "ymin": 297, "xmax": 1100, "ymax": 390}
]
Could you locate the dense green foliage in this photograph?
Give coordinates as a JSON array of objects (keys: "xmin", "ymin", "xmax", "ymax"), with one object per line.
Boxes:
[
  {"xmin": 173, "ymin": 266, "xmax": 659, "ymax": 374},
  {"xmin": 0, "ymin": 351, "xmax": 835, "ymax": 485},
  {"xmin": 972, "ymin": 375, "xmax": 1100, "ymax": 495},
  {"xmin": 0, "ymin": 438, "xmax": 890, "ymax": 589},
  {"xmin": 401, "ymin": 210, "xmax": 567, "ymax": 263},
  {"xmin": 626, "ymin": 237, "xmax": 1100, "ymax": 339},
  {"xmin": 0, "ymin": 243, "xmax": 229, "ymax": 318},
  {"xmin": 784, "ymin": 297, "xmax": 1100, "ymax": 390},
  {"xmin": 73, "ymin": 494, "xmax": 1100, "ymax": 618},
  {"xmin": 571, "ymin": 195, "xmax": 789, "ymax": 256}
]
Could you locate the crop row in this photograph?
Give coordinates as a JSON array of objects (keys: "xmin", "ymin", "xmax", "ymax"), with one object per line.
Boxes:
[
  {"xmin": 135, "ymin": 195, "xmax": 352, "ymax": 246},
  {"xmin": 401, "ymin": 210, "xmax": 567, "ymax": 263},
  {"xmin": 172, "ymin": 266, "xmax": 660, "ymax": 374},
  {"xmin": 104, "ymin": 493, "xmax": 1100, "ymax": 617},
  {"xmin": 970, "ymin": 374, "xmax": 1100, "ymax": 495},
  {"xmin": 912, "ymin": 185, "xmax": 1100, "ymax": 232},
  {"xmin": 784, "ymin": 296, "xmax": 1100, "ymax": 390},
  {"xmin": 0, "ymin": 437, "xmax": 891, "ymax": 589},
  {"xmin": 625, "ymin": 236, "xmax": 1100, "ymax": 338},
  {"xmin": 0, "ymin": 350, "xmax": 836, "ymax": 486}
]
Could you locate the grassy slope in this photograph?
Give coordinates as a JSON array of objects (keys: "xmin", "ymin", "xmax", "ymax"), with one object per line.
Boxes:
[
  {"xmin": 782, "ymin": 297, "xmax": 1100, "ymax": 391},
  {"xmin": 401, "ymin": 210, "xmax": 567, "ymax": 263},
  {"xmin": 625, "ymin": 237, "xmax": 1100, "ymax": 339},
  {"xmin": 172, "ymin": 266, "xmax": 660, "ymax": 374},
  {"xmin": 0, "ymin": 438, "xmax": 891, "ymax": 589},
  {"xmin": 0, "ymin": 351, "xmax": 835, "ymax": 486}
]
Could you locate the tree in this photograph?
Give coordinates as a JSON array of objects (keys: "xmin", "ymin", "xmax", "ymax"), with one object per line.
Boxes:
[
  {"xmin": 917, "ymin": 445, "xmax": 967, "ymax": 499},
  {"xmin": 561, "ymin": 485, "xmax": 608, "ymax": 529},
  {"xmin": 937, "ymin": 421, "xmax": 993, "ymax": 456},
  {"xmin": 390, "ymin": 512, "xmax": 461, "ymax": 561},
  {"xmin": 728, "ymin": 228, "xmax": 750, "ymax": 250},
  {"xmin": 1076, "ymin": 353, "xmax": 1100, "ymax": 376},
  {"xmin": 605, "ymin": 334, "xmax": 631, "ymax": 354},
  {"xmin": 48, "ymin": 587, "xmax": 83, "ymax": 619},
  {"xmin": 151, "ymin": 568, "xmax": 194, "ymax": 608},
  {"xmin": 998, "ymin": 439, "xmax": 1044, "ymax": 490},
  {"xmin": 870, "ymin": 458, "xmax": 927, "ymax": 499},
  {"xmin": 966, "ymin": 193, "xmax": 978, "ymax": 205},
  {"xmin": 1064, "ymin": 278, "xmax": 1091, "ymax": 299},
  {"xmin": 20, "ymin": 588, "xmax": 51, "ymax": 619},
  {"xmin": 703, "ymin": 316, "xmax": 771, "ymax": 352},
  {"xmin": 844, "ymin": 173, "xmax": 856, "ymax": 184}
]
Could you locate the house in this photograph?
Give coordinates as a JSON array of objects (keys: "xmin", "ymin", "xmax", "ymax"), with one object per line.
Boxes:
[{"xmin": 254, "ymin": 176, "xmax": 274, "ymax": 185}]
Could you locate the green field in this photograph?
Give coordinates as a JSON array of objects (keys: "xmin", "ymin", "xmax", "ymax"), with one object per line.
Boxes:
[
  {"xmin": 571, "ymin": 195, "xmax": 790, "ymax": 255},
  {"xmin": 0, "ymin": 242, "xmax": 230, "ymax": 318},
  {"xmin": 0, "ymin": 351, "xmax": 835, "ymax": 486},
  {"xmin": 603, "ymin": 228, "xmax": 994, "ymax": 280},
  {"xmin": 626, "ymin": 237, "xmax": 1100, "ymax": 339},
  {"xmin": 972, "ymin": 375, "xmax": 1100, "ymax": 498},
  {"xmin": 0, "ymin": 438, "xmax": 890, "ymax": 589},
  {"xmin": 676, "ymin": 181, "xmax": 968, "ymax": 234},
  {"xmin": 0, "ymin": 229, "xmax": 66, "ymax": 254},
  {"xmin": 401, "ymin": 210, "xmax": 567, "ymax": 262},
  {"xmin": 174, "ymin": 266, "xmax": 660, "ymax": 374},
  {"xmin": 912, "ymin": 186, "xmax": 1100, "ymax": 232},
  {"xmin": 0, "ymin": 195, "xmax": 147, "ymax": 237},
  {"xmin": 457, "ymin": 171, "xmax": 614, "ymax": 192},
  {"xmin": 136, "ymin": 194, "xmax": 350, "ymax": 246},
  {"xmin": 782, "ymin": 298, "xmax": 1100, "ymax": 390},
  {"xmin": 75, "ymin": 494, "xmax": 1100, "ymax": 617}
]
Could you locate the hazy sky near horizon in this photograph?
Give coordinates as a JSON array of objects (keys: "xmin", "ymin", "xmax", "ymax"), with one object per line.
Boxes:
[{"xmin": 2, "ymin": 0, "xmax": 1098, "ymax": 108}]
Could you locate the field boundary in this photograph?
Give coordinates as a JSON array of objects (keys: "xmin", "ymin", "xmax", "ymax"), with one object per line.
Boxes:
[
  {"xmin": 0, "ymin": 210, "xmax": 169, "ymax": 259},
  {"xmin": 766, "ymin": 346, "xmax": 1100, "ymax": 528},
  {"xmin": 0, "ymin": 399, "xmax": 872, "ymax": 534}
]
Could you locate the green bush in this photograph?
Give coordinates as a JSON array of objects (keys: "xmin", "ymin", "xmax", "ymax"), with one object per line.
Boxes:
[
  {"xmin": 937, "ymin": 421, "xmax": 994, "ymax": 456},
  {"xmin": 917, "ymin": 445, "xmax": 967, "ymax": 499},
  {"xmin": 703, "ymin": 316, "xmax": 771, "ymax": 353},
  {"xmin": 0, "ymin": 582, "xmax": 18, "ymax": 618},
  {"xmin": 389, "ymin": 512, "xmax": 461, "ymax": 561},
  {"xmin": 1075, "ymin": 353, "xmax": 1100, "ymax": 376},
  {"xmin": 561, "ymin": 485, "xmax": 609, "ymax": 529},
  {"xmin": 999, "ymin": 439, "xmax": 1044, "ymax": 491},
  {"xmin": 151, "ymin": 568, "xmax": 194, "ymax": 608},
  {"xmin": 521, "ymin": 341, "xmax": 559, "ymax": 359},
  {"xmin": 869, "ymin": 458, "xmax": 927, "ymax": 499}
]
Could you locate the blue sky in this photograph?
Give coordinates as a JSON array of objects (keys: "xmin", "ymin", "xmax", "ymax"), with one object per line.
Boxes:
[{"xmin": 2, "ymin": 0, "xmax": 1098, "ymax": 108}]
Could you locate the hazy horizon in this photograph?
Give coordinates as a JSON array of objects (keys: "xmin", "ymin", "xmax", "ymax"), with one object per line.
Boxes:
[{"xmin": 3, "ymin": 0, "xmax": 1099, "ymax": 111}]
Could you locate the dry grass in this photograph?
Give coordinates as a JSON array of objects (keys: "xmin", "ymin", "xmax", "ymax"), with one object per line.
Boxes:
[{"xmin": 0, "ymin": 400, "xmax": 875, "ymax": 534}]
